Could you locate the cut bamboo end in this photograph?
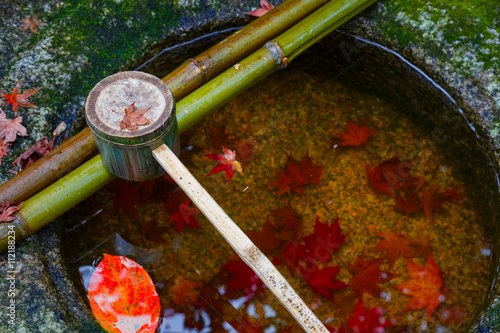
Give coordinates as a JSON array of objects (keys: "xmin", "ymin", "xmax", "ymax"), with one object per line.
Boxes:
[
  {"xmin": 85, "ymin": 71, "xmax": 179, "ymax": 181},
  {"xmin": 152, "ymin": 144, "xmax": 329, "ymax": 333}
]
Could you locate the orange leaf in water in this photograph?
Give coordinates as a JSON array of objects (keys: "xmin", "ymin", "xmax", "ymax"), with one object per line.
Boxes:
[
  {"xmin": 393, "ymin": 251, "xmax": 448, "ymax": 317},
  {"xmin": 168, "ymin": 276, "xmax": 202, "ymax": 305},
  {"xmin": 205, "ymin": 146, "xmax": 243, "ymax": 181},
  {"xmin": 119, "ymin": 102, "xmax": 151, "ymax": 133},
  {"xmin": 2, "ymin": 82, "xmax": 41, "ymax": 113},
  {"xmin": 349, "ymin": 253, "xmax": 397, "ymax": 298},
  {"xmin": 333, "ymin": 120, "xmax": 377, "ymax": 147},
  {"xmin": 88, "ymin": 254, "xmax": 160, "ymax": 333},
  {"xmin": 246, "ymin": 0, "xmax": 274, "ymax": 17}
]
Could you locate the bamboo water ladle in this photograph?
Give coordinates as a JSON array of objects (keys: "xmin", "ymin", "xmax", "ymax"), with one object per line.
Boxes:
[{"xmin": 85, "ymin": 70, "xmax": 329, "ymax": 332}]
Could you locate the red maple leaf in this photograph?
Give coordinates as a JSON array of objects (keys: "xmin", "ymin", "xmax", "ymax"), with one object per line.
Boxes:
[
  {"xmin": 2, "ymin": 82, "xmax": 41, "ymax": 113},
  {"xmin": 168, "ymin": 276, "xmax": 202, "ymax": 305},
  {"xmin": 300, "ymin": 263, "xmax": 348, "ymax": 299},
  {"xmin": 272, "ymin": 242, "xmax": 307, "ymax": 273},
  {"xmin": 333, "ymin": 120, "xmax": 377, "ymax": 147},
  {"xmin": 349, "ymin": 253, "xmax": 397, "ymax": 298},
  {"xmin": 20, "ymin": 16, "xmax": 45, "ymax": 34},
  {"xmin": 170, "ymin": 200, "xmax": 201, "ymax": 234},
  {"xmin": 366, "ymin": 156, "xmax": 412, "ymax": 196},
  {"xmin": 303, "ymin": 216, "xmax": 346, "ymax": 263},
  {"xmin": 372, "ymin": 230, "xmax": 415, "ymax": 267},
  {"xmin": 347, "ymin": 300, "xmax": 393, "ymax": 333},
  {"xmin": 205, "ymin": 146, "xmax": 243, "ymax": 181},
  {"xmin": 393, "ymin": 251, "xmax": 449, "ymax": 317},
  {"xmin": 0, "ymin": 201, "xmax": 23, "ymax": 223},
  {"xmin": 246, "ymin": 0, "xmax": 274, "ymax": 17},
  {"xmin": 269, "ymin": 150, "xmax": 322, "ymax": 196},
  {"xmin": 222, "ymin": 259, "xmax": 265, "ymax": 298},
  {"xmin": 119, "ymin": 102, "xmax": 151, "ymax": 133}
]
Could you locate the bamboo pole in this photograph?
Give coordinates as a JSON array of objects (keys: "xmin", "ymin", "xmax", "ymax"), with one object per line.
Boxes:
[
  {"xmin": 153, "ymin": 144, "xmax": 328, "ymax": 332},
  {"xmin": 0, "ymin": 0, "xmax": 330, "ymax": 203}
]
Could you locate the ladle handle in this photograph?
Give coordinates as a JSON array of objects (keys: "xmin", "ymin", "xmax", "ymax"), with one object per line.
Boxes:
[{"xmin": 152, "ymin": 144, "xmax": 328, "ymax": 333}]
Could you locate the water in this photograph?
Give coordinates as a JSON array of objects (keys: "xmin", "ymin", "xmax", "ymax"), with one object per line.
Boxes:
[{"xmin": 63, "ymin": 34, "xmax": 498, "ymax": 332}]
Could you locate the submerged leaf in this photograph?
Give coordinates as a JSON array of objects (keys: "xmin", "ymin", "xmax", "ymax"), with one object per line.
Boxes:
[
  {"xmin": 349, "ymin": 253, "xmax": 397, "ymax": 298},
  {"xmin": 88, "ymin": 254, "xmax": 160, "ymax": 333},
  {"xmin": 347, "ymin": 300, "xmax": 393, "ymax": 333},
  {"xmin": 170, "ymin": 200, "xmax": 200, "ymax": 234},
  {"xmin": 303, "ymin": 216, "xmax": 346, "ymax": 263},
  {"xmin": 333, "ymin": 120, "xmax": 377, "ymax": 147}
]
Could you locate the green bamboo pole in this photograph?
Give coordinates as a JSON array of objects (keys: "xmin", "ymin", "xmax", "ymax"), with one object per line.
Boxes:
[
  {"xmin": 177, "ymin": 0, "xmax": 377, "ymax": 132},
  {"xmin": 0, "ymin": 0, "xmax": 377, "ymax": 253},
  {"xmin": 0, "ymin": 0, "xmax": 330, "ymax": 204}
]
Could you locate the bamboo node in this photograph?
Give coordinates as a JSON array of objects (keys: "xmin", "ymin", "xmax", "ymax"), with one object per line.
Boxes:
[{"xmin": 265, "ymin": 40, "xmax": 288, "ymax": 69}]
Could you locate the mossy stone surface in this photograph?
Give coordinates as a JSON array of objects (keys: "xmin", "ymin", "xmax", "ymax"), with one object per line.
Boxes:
[{"xmin": 0, "ymin": 0, "xmax": 498, "ymax": 332}]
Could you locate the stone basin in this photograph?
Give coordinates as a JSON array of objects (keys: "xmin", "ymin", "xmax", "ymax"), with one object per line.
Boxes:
[{"xmin": 0, "ymin": 0, "xmax": 499, "ymax": 332}]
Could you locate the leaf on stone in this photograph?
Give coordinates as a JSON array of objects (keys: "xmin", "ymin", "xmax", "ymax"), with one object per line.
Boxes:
[
  {"xmin": 349, "ymin": 252, "xmax": 397, "ymax": 298},
  {"xmin": 0, "ymin": 139, "xmax": 10, "ymax": 165},
  {"xmin": 12, "ymin": 137, "xmax": 54, "ymax": 172},
  {"xmin": 303, "ymin": 216, "xmax": 346, "ymax": 263},
  {"xmin": 0, "ymin": 109, "xmax": 28, "ymax": 143},
  {"xmin": 119, "ymin": 102, "xmax": 151, "ymax": 133},
  {"xmin": 246, "ymin": 0, "xmax": 274, "ymax": 17},
  {"xmin": 168, "ymin": 276, "xmax": 202, "ymax": 305},
  {"xmin": 333, "ymin": 120, "xmax": 377, "ymax": 147},
  {"xmin": 205, "ymin": 146, "xmax": 243, "ymax": 181},
  {"xmin": 20, "ymin": 16, "xmax": 45, "ymax": 34},
  {"xmin": 393, "ymin": 251, "xmax": 448, "ymax": 317},
  {"xmin": 0, "ymin": 201, "xmax": 23, "ymax": 223},
  {"xmin": 2, "ymin": 82, "xmax": 41, "ymax": 113},
  {"xmin": 347, "ymin": 299, "xmax": 393, "ymax": 333},
  {"xmin": 88, "ymin": 254, "xmax": 160, "ymax": 333},
  {"xmin": 170, "ymin": 200, "xmax": 200, "ymax": 234}
]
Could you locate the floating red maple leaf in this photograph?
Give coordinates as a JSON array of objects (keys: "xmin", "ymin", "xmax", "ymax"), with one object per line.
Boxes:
[
  {"xmin": 205, "ymin": 146, "xmax": 243, "ymax": 181},
  {"xmin": 222, "ymin": 259, "xmax": 265, "ymax": 298},
  {"xmin": 88, "ymin": 254, "xmax": 160, "ymax": 333},
  {"xmin": 300, "ymin": 263, "xmax": 348, "ymax": 299},
  {"xmin": 119, "ymin": 102, "xmax": 151, "ymax": 133},
  {"xmin": 246, "ymin": 0, "xmax": 274, "ymax": 17},
  {"xmin": 2, "ymin": 82, "xmax": 41, "ymax": 113},
  {"xmin": 333, "ymin": 120, "xmax": 377, "ymax": 147},
  {"xmin": 0, "ymin": 201, "xmax": 23, "ymax": 223},
  {"xmin": 366, "ymin": 156, "xmax": 412, "ymax": 196},
  {"xmin": 347, "ymin": 300, "xmax": 393, "ymax": 333},
  {"xmin": 303, "ymin": 216, "xmax": 346, "ymax": 263},
  {"xmin": 168, "ymin": 276, "xmax": 202, "ymax": 305},
  {"xmin": 394, "ymin": 251, "xmax": 449, "ymax": 317},
  {"xmin": 20, "ymin": 16, "xmax": 45, "ymax": 34},
  {"xmin": 349, "ymin": 253, "xmax": 397, "ymax": 298},
  {"xmin": 170, "ymin": 200, "xmax": 201, "ymax": 234},
  {"xmin": 269, "ymin": 150, "xmax": 322, "ymax": 196}
]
